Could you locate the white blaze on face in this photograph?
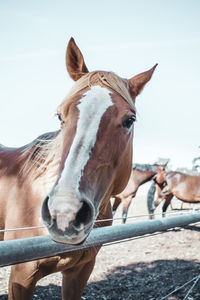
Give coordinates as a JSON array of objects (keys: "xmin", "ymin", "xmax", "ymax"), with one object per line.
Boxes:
[{"xmin": 49, "ymin": 86, "xmax": 113, "ymax": 231}]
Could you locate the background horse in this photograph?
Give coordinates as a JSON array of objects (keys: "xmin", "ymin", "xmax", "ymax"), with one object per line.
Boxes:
[
  {"xmin": 147, "ymin": 180, "xmax": 174, "ymax": 218},
  {"xmin": 0, "ymin": 37, "xmax": 157, "ymax": 300},
  {"xmin": 112, "ymin": 163, "xmax": 166, "ymax": 223},
  {"xmin": 153, "ymin": 169, "xmax": 200, "ymax": 216},
  {"xmin": 147, "ymin": 180, "xmax": 157, "ymax": 219}
]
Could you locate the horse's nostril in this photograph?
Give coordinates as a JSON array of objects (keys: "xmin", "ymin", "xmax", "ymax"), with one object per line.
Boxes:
[
  {"xmin": 73, "ymin": 200, "xmax": 93, "ymax": 229},
  {"xmin": 41, "ymin": 195, "xmax": 52, "ymax": 226}
]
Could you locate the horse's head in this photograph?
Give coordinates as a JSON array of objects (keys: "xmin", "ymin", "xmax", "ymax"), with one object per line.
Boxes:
[
  {"xmin": 155, "ymin": 162, "xmax": 168, "ymax": 173},
  {"xmin": 153, "ymin": 168, "xmax": 168, "ymax": 206},
  {"xmin": 153, "ymin": 168, "xmax": 167, "ymax": 186},
  {"xmin": 41, "ymin": 37, "xmax": 157, "ymax": 244}
]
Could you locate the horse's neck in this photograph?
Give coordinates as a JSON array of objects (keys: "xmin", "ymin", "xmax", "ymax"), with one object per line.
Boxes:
[
  {"xmin": 0, "ymin": 145, "xmax": 27, "ymax": 176},
  {"xmin": 94, "ymin": 190, "xmax": 113, "ymax": 228},
  {"xmin": 30, "ymin": 170, "xmax": 57, "ymax": 203},
  {"xmin": 133, "ymin": 169, "xmax": 155, "ymax": 186},
  {"xmin": 23, "ymin": 157, "xmax": 59, "ymax": 200},
  {"xmin": 0, "ymin": 144, "xmax": 58, "ymax": 195},
  {"xmin": 166, "ymin": 171, "xmax": 180, "ymax": 184}
]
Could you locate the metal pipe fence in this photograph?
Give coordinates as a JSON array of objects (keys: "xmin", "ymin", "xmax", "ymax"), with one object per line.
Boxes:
[{"xmin": 0, "ymin": 212, "xmax": 200, "ymax": 267}]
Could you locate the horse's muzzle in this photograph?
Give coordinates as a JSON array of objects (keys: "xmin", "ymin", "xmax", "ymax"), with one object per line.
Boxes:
[{"xmin": 41, "ymin": 195, "xmax": 95, "ymax": 244}]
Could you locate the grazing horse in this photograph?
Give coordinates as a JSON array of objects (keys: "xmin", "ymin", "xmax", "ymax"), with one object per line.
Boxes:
[
  {"xmin": 153, "ymin": 169, "xmax": 200, "ymax": 216},
  {"xmin": 0, "ymin": 37, "xmax": 157, "ymax": 300},
  {"xmin": 112, "ymin": 163, "xmax": 166, "ymax": 223}
]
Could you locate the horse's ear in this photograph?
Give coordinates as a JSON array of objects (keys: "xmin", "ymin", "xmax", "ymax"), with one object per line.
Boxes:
[
  {"xmin": 66, "ymin": 37, "xmax": 89, "ymax": 81},
  {"xmin": 156, "ymin": 165, "xmax": 167, "ymax": 172},
  {"xmin": 162, "ymin": 162, "xmax": 168, "ymax": 169},
  {"xmin": 159, "ymin": 161, "xmax": 169, "ymax": 171},
  {"xmin": 128, "ymin": 64, "xmax": 158, "ymax": 100}
]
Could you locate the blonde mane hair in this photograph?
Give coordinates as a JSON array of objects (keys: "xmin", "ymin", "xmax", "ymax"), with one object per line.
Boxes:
[
  {"xmin": 21, "ymin": 71, "xmax": 135, "ymax": 180},
  {"xmin": 65, "ymin": 71, "xmax": 135, "ymax": 110},
  {"xmin": 20, "ymin": 131, "xmax": 62, "ymax": 181}
]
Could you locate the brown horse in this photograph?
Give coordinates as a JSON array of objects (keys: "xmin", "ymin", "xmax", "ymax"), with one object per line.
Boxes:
[
  {"xmin": 0, "ymin": 37, "xmax": 157, "ymax": 299},
  {"xmin": 153, "ymin": 169, "xmax": 200, "ymax": 216},
  {"xmin": 112, "ymin": 163, "xmax": 166, "ymax": 223}
]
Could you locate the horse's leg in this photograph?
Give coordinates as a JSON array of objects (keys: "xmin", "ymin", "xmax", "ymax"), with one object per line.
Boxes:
[
  {"xmin": 147, "ymin": 181, "xmax": 156, "ymax": 219},
  {"xmin": 62, "ymin": 258, "xmax": 96, "ymax": 300},
  {"xmin": 112, "ymin": 197, "xmax": 121, "ymax": 216},
  {"xmin": 8, "ymin": 261, "xmax": 39, "ymax": 300},
  {"xmin": 162, "ymin": 194, "xmax": 173, "ymax": 217},
  {"xmin": 122, "ymin": 196, "xmax": 133, "ymax": 224}
]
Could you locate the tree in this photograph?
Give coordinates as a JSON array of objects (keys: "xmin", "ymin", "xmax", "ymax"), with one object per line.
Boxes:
[{"xmin": 192, "ymin": 156, "xmax": 200, "ymax": 172}]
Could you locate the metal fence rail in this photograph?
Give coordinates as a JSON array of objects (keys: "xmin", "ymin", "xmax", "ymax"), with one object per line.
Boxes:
[{"xmin": 0, "ymin": 213, "xmax": 200, "ymax": 267}]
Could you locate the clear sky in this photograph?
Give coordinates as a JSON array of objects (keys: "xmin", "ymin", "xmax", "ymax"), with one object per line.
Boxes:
[{"xmin": 0, "ymin": 0, "xmax": 199, "ymax": 169}]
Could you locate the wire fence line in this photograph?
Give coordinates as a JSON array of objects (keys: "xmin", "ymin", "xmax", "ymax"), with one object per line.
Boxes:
[
  {"xmin": 0, "ymin": 213, "xmax": 200, "ymax": 299},
  {"xmin": 0, "ymin": 208, "xmax": 199, "ymax": 233},
  {"xmin": 160, "ymin": 274, "xmax": 200, "ymax": 300}
]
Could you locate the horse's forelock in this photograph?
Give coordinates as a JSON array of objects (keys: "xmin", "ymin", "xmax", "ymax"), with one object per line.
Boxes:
[{"xmin": 63, "ymin": 71, "xmax": 135, "ymax": 110}]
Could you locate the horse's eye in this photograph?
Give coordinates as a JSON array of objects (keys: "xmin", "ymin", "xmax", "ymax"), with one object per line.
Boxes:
[
  {"xmin": 57, "ymin": 114, "xmax": 62, "ymax": 122},
  {"xmin": 122, "ymin": 116, "xmax": 135, "ymax": 129}
]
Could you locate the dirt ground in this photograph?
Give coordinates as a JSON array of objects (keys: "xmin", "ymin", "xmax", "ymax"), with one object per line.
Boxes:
[{"xmin": 0, "ymin": 182, "xmax": 200, "ymax": 300}]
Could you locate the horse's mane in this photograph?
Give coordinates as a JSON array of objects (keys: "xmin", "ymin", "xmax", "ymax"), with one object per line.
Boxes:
[
  {"xmin": 20, "ymin": 130, "xmax": 62, "ymax": 180},
  {"xmin": 132, "ymin": 163, "xmax": 160, "ymax": 172},
  {"xmin": 60, "ymin": 71, "xmax": 135, "ymax": 110}
]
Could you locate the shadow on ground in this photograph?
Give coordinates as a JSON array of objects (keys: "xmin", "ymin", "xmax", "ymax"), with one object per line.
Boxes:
[{"xmin": 0, "ymin": 259, "xmax": 199, "ymax": 300}]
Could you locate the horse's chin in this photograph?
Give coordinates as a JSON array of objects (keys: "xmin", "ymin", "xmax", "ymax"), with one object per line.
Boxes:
[
  {"xmin": 48, "ymin": 228, "xmax": 90, "ymax": 245},
  {"xmin": 43, "ymin": 216, "xmax": 94, "ymax": 245}
]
